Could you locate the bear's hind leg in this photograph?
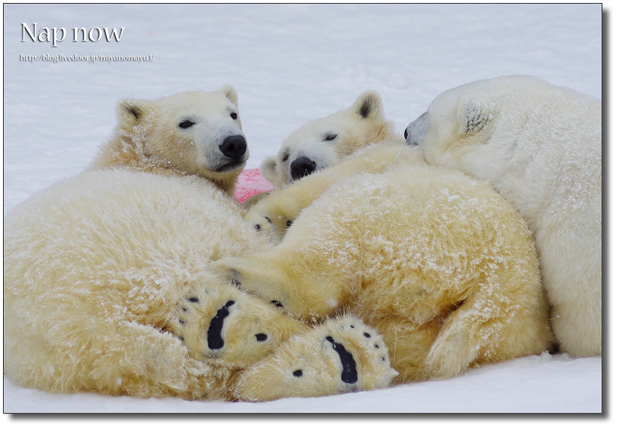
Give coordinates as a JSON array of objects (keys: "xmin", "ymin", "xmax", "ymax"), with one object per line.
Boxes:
[
  {"xmin": 424, "ymin": 286, "xmax": 553, "ymax": 379},
  {"xmin": 170, "ymin": 280, "xmax": 307, "ymax": 368},
  {"xmin": 232, "ymin": 315, "xmax": 397, "ymax": 401}
]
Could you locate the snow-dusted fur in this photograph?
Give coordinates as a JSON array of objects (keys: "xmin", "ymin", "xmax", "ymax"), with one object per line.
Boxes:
[
  {"xmin": 217, "ymin": 144, "xmax": 554, "ymax": 383},
  {"xmin": 3, "ymin": 88, "xmax": 283, "ymax": 399},
  {"xmin": 405, "ymin": 75, "xmax": 601, "ymax": 357},
  {"xmin": 232, "ymin": 316, "xmax": 397, "ymax": 402},
  {"xmin": 4, "ymin": 170, "xmax": 294, "ymax": 398},
  {"xmin": 260, "ymin": 91, "xmax": 404, "ymax": 188},
  {"xmin": 248, "ymin": 143, "xmax": 420, "ymax": 243},
  {"xmin": 91, "ymin": 85, "xmax": 248, "ymax": 196},
  {"xmin": 4, "ymin": 88, "xmax": 398, "ymax": 401}
]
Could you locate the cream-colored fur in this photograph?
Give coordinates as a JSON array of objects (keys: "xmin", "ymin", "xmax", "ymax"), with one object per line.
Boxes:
[
  {"xmin": 248, "ymin": 143, "xmax": 422, "ymax": 243},
  {"xmin": 233, "ymin": 316, "xmax": 397, "ymax": 401},
  {"xmin": 3, "ymin": 88, "xmax": 280, "ymax": 399},
  {"xmin": 217, "ymin": 145, "xmax": 554, "ymax": 383},
  {"xmin": 405, "ymin": 75, "xmax": 601, "ymax": 357},
  {"xmin": 3, "ymin": 169, "xmax": 292, "ymax": 399},
  {"xmin": 91, "ymin": 85, "xmax": 247, "ymax": 196},
  {"xmin": 4, "ymin": 88, "xmax": 397, "ymax": 401},
  {"xmin": 260, "ymin": 91, "xmax": 404, "ymax": 188}
]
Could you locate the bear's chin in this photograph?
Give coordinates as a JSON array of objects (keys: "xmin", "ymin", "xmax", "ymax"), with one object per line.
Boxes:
[{"xmin": 214, "ymin": 160, "xmax": 246, "ymax": 173}]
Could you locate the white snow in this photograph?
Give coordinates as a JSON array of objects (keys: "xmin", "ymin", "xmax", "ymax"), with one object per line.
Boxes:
[{"xmin": 2, "ymin": 2, "xmax": 610, "ymax": 419}]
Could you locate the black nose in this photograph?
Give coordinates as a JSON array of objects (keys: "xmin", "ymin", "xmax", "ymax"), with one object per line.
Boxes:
[
  {"xmin": 404, "ymin": 128, "xmax": 408, "ymax": 140},
  {"xmin": 220, "ymin": 135, "xmax": 247, "ymax": 160},
  {"xmin": 290, "ymin": 157, "xmax": 316, "ymax": 181}
]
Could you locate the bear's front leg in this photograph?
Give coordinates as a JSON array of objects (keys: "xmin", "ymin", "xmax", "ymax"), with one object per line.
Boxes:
[
  {"xmin": 213, "ymin": 251, "xmax": 349, "ymax": 323},
  {"xmin": 232, "ymin": 315, "xmax": 397, "ymax": 401},
  {"xmin": 246, "ymin": 143, "xmax": 423, "ymax": 243},
  {"xmin": 169, "ymin": 280, "xmax": 307, "ymax": 368}
]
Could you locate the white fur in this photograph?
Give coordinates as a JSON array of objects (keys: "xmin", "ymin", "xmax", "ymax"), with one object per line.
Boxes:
[
  {"xmin": 406, "ymin": 75, "xmax": 601, "ymax": 357},
  {"xmin": 3, "ymin": 88, "xmax": 276, "ymax": 399},
  {"xmin": 4, "ymin": 88, "xmax": 399, "ymax": 401},
  {"xmin": 92, "ymin": 86, "xmax": 247, "ymax": 196},
  {"xmin": 260, "ymin": 91, "xmax": 403, "ymax": 188}
]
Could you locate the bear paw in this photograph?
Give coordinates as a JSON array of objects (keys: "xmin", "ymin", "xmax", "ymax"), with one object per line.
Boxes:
[
  {"xmin": 233, "ymin": 315, "xmax": 398, "ymax": 401},
  {"xmin": 170, "ymin": 281, "xmax": 305, "ymax": 368},
  {"xmin": 244, "ymin": 207, "xmax": 290, "ymax": 244}
]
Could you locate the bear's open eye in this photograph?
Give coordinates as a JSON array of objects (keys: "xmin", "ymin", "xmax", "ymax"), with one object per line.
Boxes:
[
  {"xmin": 324, "ymin": 133, "xmax": 338, "ymax": 141},
  {"xmin": 230, "ymin": 112, "xmax": 238, "ymax": 120},
  {"xmin": 282, "ymin": 153, "xmax": 289, "ymax": 162},
  {"xmin": 179, "ymin": 120, "xmax": 195, "ymax": 129}
]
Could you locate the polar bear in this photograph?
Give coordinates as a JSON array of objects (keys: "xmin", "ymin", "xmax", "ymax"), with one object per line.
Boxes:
[
  {"xmin": 260, "ymin": 90, "xmax": 404, "ymax": 188},
  {"xmin": 404, "ymin": 75, "xmax": 602, "ymax": 357},
  {"xmin": 4, "ymin": 87, "xmax": 396, "ymax": 400},
  {"xmin": 216, "ymin": 144, "xmax": 554, "ymax": 384}
]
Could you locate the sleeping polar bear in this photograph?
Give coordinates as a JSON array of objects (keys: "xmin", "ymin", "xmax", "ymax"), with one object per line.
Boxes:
[
  {"xmin": 405, "ymin": 75, "xmax": 602, "ymax": 357},
  {"xmin": 218, "ymin": 144, "xmax": 554, "ymax": 387}
]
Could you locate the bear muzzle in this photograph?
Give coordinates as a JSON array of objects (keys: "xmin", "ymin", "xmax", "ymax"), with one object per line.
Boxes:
[
  {"xmin": 405, "ymin": 111, "xmax": 430, "ymax": 147},
  {"xmin": 290, "ymin": 156, "xmax": 317, "ymax": 181},
  {"xmin": 216, "ymin": 135, "xmax": 248, "ymax": 172},
  {"xmin": 219, "ymin": 135, "xmax": 247, "ymax": 159}
]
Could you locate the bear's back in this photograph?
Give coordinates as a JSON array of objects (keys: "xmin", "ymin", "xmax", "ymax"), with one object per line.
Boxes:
[{"xmin": 4, "ymin": 169, "xmax": 265, "ymax": 311}]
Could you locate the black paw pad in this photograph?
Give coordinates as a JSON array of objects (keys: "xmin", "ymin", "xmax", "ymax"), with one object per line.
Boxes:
[
  {"xmin": 207, "ymin": 301, "xmax": 236, "ymax": 350},
  {"xmin": 326, "ymin": 336, "xmax": 358, "ymax": 384}
]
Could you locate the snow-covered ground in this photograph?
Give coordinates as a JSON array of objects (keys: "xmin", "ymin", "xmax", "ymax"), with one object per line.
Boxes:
[{"xmin": 2, "ymin": 2, "xmax": 607, "ymax": 418}]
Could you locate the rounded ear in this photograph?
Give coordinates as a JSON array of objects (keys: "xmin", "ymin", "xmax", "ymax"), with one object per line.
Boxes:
[
  {"xmin": 457, "ymin": 96, "xmax": 494, "ymax": 136},
  {"xmin": 219, "ymin": 84, "xmax": 238, "ymax": 107},
  {"xmin": 350, "ymin": 90, "xmax": 384, "ymax": 120},
  {"xmin": 116, "ymin": 98, "xmax": 154, "ymax": 129},
  {"xmin": 260, "ymin": 156, "xmax": 280, "ymax": 186}
]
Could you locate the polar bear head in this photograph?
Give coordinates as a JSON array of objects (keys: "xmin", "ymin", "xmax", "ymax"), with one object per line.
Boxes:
[
  {"xmin": 114, "ymin": 85, "xmax": 247, "ymax": 193},
  {"xmin": 260, "ymin": 91, "xmax": 400, "ymax": 189},
  {"xmin": 403, "ymin": 75, "xmax": 577, "ymax": 178}
]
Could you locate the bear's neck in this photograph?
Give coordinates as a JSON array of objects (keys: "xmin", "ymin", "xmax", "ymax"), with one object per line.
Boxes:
[
  {"xmin": 89, "ymin": 127, "xmax": 185, "ymax": 177},
  {"xmin": 89, "ymin": 127, "xmax": 237, "ymax": 196}
]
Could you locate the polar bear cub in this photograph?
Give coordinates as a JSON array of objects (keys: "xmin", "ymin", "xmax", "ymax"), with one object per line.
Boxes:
[
  {"xmin": 260, "ymin": 91, "xmax": 404, "ymax": 188},
  {"xmin": 3, "ymin": 87, "xmax": 286, "ymax": 399},
  {"xmin": 405, "ymin": 75, "xmax": 601, "ymax": 357},
  {"xmin": 218, "ymin": 145, "xmax": 554, "ymax": 383}
]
